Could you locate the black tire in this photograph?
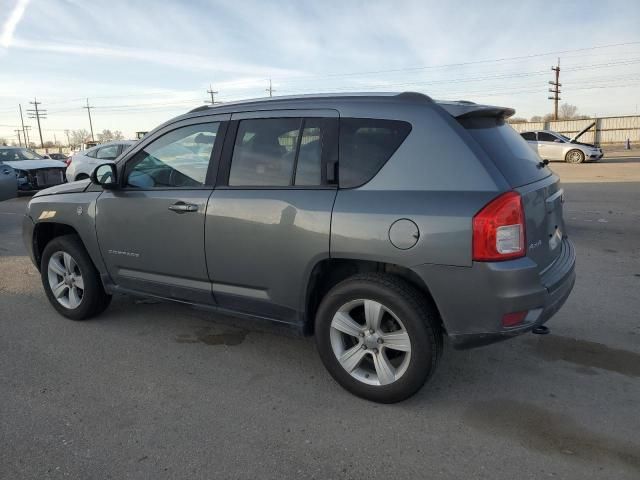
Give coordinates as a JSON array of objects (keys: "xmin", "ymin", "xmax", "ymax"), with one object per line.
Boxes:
[
  {"xmin": 565, "ymin": 149, "xmax": 585, "ymax": 164},
  {"xmin": 315, "ymin": 273, "xmax": 442, "ymax": 403},
  {"xmin": 40, "ymin": 235, "xmax": 111, "ymax": 320}
]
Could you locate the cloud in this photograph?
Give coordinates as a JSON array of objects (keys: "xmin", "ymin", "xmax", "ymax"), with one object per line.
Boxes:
[{"xmin": 0, "ymin": 0, "xmax": 29, "ymax": 48}]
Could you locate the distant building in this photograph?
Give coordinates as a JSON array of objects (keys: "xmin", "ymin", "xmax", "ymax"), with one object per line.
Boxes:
[{"xmin": 135, "ymin": 131, "xmax": 148, "ymax": 140}]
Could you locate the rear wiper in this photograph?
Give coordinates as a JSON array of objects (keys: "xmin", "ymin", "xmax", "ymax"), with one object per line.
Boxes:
[{"xmin": 537, "ymin": 159, "xmax": 549, "ymax": 169}]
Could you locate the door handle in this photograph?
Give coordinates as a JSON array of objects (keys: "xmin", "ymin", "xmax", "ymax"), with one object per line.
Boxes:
[{"xmin": 168, "ymin": 202, "xmax": 198, "ymax": 213}]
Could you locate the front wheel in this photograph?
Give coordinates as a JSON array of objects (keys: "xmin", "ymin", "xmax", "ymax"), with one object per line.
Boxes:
[
  {"xmin": 315, "ymin": 273, "xmax": 442, "ymax": 403},
  {"xmin": 565, "ymin": 149, "xmax": 585, "ymax": 164},
  {"xmin": 41, "ymin": 235, "xmax": 111, "ymax": 320}
]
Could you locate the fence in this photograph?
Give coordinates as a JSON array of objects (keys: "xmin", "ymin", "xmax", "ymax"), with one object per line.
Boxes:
[{"xmin": 510, "ymin": 115, "xmax": 640, "ymax": 145}]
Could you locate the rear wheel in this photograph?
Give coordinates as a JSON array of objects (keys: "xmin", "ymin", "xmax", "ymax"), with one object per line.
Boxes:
[
  {"xmin": 315, "ymin": 273, "xmax": 442, "ymax": 403},
  {"xmin": 565, "ymin": 149, "xmax": 585, "ymax": 164},
  {"xmin": 41, "ymin": 235, "xmax": 111, "ymax": 320}
]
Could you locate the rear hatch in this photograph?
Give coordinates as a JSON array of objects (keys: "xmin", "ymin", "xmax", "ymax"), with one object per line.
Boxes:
[{"xmin": 456, "ymin": 112, "xmax": 565, "ymax": 273}]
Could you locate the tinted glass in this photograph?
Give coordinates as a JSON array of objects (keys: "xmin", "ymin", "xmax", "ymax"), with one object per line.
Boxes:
[
  {"xmin": 339, "ymin": 118, "xmax": 412, "ymax": 188},
  {"xmin": 520, "ymin": 132, "xmax": 536, "ymax": 141},
  {"xmin": 0, "ymin": 148, "xmax": 43, "ymax": 161},
  {"xmin": 460, "ymin": 117, "xmax": 550, "ymax": 187},
  {"xmin": 86, "ymin": 148, "xmax": 98, "ymax": 158},
  {"xmin": 229, "ymin": 118, "xmax": 301, "ymax": 186},
  {"xmin": 538, "ymin": 132, "xmax": 558, "ymax": 142},
  {"xmin": 97, "ymin": 145, "xmax": 119, "ymax": 159},
  {"xmin": 294, "ymin": 119, "xmax": 323, "ymax": 186},
  {"xmin": 125, "ymin": 123, "xmax": 219, "ymax": 188}
]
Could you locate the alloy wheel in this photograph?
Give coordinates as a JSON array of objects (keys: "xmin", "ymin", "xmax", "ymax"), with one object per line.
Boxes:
[
  {"xmin": 329, "ymin": 299, "xmax": 412, "ymax": 386},
  {"xmin": 47, "ymin": 251, "xmax": 84, "ymax": 309}
]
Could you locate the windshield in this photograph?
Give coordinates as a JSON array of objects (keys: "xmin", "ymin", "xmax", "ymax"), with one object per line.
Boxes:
[{"xmin": 0, "ymin": 148, "xmax": 45, "ymax": 161}]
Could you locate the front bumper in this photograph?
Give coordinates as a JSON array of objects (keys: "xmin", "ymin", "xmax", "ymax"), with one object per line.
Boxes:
[
  {"xmin": 411, "ymin": 238, "xmax": 576, "ymax": 349},
  {"xmin": 17, "ymin": 168, "xmax": 66, "ymax": 191}
]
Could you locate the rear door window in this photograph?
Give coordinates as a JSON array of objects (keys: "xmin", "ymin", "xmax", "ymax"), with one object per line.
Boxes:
[
  {"xmin": 537, "ymin": 132, "xmax": 559, "ymax": 142},
  {"xmin": 460, "ymin": 117, "xmax": 550, "ymax": 187},
  {"xmin": 520, "ymin": 132, "xmax": 536, "ymax": 141},
  {"xmin": 339, "ymin": 118, "xmax": 411, "ymax": 188}
]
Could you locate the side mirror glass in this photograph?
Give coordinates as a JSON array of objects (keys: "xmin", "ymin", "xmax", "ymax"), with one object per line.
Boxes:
[{"xmin": 91, "ymin": 163, "xmax": 118, "ymax": 189}]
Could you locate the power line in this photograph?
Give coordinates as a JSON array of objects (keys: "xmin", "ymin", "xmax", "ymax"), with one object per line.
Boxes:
[{"xmin": 26, "ymin": 98, "xmax": 46, "ymax": 148}]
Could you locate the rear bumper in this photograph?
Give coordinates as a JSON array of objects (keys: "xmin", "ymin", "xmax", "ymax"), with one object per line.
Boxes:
[{"xmin": 411, "ymin": 238, "xmax": 576, "ymax": 349}]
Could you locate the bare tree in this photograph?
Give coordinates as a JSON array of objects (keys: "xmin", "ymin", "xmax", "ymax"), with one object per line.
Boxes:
[
  {"xmin": 112, "ymin": 130, "xmax": 124, "ymax": 140},
  {"xmin": 0, "ymin": 137, "xmax": 8, "ymax": 146},
  {"xmin": 558, "ymin": 103, "xmax": 578, "ymax": 120},
  {"xmin": 69, "ymin": 129, "xmax": 90, "ymax": 148},
  {"xmin": 530, "ymin": 115, "xmax": 544, "ymax": 122},
  {"xmin": 509, "ymin": 117, "xmax": 527, "ymax": 124}
]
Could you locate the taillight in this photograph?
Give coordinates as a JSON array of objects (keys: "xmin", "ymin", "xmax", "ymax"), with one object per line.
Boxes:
[
  {"xmin": 65, "ymin": 158, "xmax": 72, "ymax": 166},
  {"xmin": 473, "ymin": 191, "xmax": 525, "ymax": 261}
]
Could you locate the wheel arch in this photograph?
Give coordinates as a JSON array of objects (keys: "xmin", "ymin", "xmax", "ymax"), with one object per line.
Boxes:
[
  {"xmin": 32, "ymin": 222, "xmax": 81, "ymax": 269},
  {"xmin": 303, "ymin": 258, "xmax": 442, "ymax": 335}
]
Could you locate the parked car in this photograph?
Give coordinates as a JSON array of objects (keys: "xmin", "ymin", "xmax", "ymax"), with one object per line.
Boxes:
[
  {"xmin": 23, "ymin": 92, "xmax": 576, "ymax": 403},
  {"xmin": 520, "ymin": 123, "xmax": 603, "ymax": 163},
  {"xmin": 65, "ymin": 140, "xmax": 135, "ymax": 182},
  {"xmin": 47, "ymin": 153, "xmax": 70, "ymax": 161},
  {"xmin": 0, "ymin": 147, "xmax": 67, "ymax": 191},
  {"xmin": 0, "ymin": 161, "xmax": 17, "ymax": 201}
]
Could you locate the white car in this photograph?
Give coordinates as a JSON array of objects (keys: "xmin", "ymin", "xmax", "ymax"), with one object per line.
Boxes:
[
  {"xmin": 520, "ymin": 123, "xmax": 603, "ymax": 164},
  {"xmin": 66, "ymin": 140, "xmax": 135, "ymax": 182}
]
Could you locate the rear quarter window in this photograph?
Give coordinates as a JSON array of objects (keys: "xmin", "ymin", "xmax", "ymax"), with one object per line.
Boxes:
[
  {"xmin": 459, "ymin": 117, "xmax": 550, "ymax": 187},
  {"xmin": 339, "ymin": 118, "xmax": 411, "ymax": 188}
]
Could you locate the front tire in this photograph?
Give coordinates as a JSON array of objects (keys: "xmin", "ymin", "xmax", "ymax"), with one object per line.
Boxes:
[
  {"xmin": 315, "ymin": 273, "xmax": 442, "ymax": 403},
  {"xmin": 565, "ymin": 149, "xmax": 585, "ymax": 164},
  {"xmin": 41, "ymin": 235, "xmax": 111, "ymax": 320}
]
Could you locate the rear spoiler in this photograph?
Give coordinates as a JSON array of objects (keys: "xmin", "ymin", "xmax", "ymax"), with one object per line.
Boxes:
[{"xmin": 436, "ymin": 100, "xmax": 515, "ymax": 119}]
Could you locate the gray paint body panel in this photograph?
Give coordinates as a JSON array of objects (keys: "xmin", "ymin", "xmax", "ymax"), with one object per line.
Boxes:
[
  {"xmin": 0, "ymin": 163, "xmax": 17, "ymax": 201},
  {"xmin": 205, "ymin": 189, "xmax": 336, "ymax": 317}
]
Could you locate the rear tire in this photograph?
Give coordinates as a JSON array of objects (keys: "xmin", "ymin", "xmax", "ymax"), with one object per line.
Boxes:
[
  {"xmin": 41, "ymin": 235, "xmax": 111, "ymax": 320},
  {"xmin": 565, "ymin": 149, "xmax": 585, "ymax": 164},
  {"xmin": 315, "ymin": 273, "xmax": 442, "ymax": 403}
]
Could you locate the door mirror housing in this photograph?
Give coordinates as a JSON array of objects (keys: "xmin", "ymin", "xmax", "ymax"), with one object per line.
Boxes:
[{"xmin": 91, "ymin": 163, "xmax": 119, "ymax": 189}]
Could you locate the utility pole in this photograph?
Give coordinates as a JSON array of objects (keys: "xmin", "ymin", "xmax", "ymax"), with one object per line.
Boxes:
[
  {"xmin": 27, "ymin": 98, "xmax": 46, "ymax": 148},
  {"xmin": 206, "ymin": 84, "xmax": 219, "ymax": 104},
  {"xmin": 19, "ymin": 104, "xmax": 27, "ymax": 145},
  {"xmin": 548, "ymin": 58, "xmax": 561, "ymax": 120},
  {"xmin": 64, "ymin": 129, "xmax": 71, "ymax": 148},
  {"xmin": 24, "ymin": 125, "xmax": 32, "ymax": 147},
  {"xmin": 83, "ymin": 98, "xmax": 95, "ymax": 142},
  {"xmin": 14, "ymin": 129, "xmax": 23, "ymax": 147},
  {"xmin": 265, "ymin": 78, "xmax": 275, "ymax": 97}
]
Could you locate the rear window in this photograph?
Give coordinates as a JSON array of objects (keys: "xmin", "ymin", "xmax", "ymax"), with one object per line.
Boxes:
[
  {"xmin": 460, "ymin": 117, "xmax": 550, "ymax": 187},
  {"xmin": 339, "ymin": 118, "xmax": 411, "ymax": 188}
]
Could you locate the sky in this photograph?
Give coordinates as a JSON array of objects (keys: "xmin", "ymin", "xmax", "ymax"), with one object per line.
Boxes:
[{"xmin": 1, "ymin": 0, "xmax": 640, "ymax": 144}]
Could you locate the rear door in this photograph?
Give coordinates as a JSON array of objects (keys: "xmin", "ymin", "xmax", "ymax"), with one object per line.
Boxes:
[
  {"xmin": 96, "ymin": 116, "xmax": 228, "ymax": 304},
  {"xmin": 460, "ymin": 117, "xmax": 565, "ymax": 272},
  {"xmin": 0, "ymin": 162, "xmax": 16, "ymax": 201},
  {"xmin": 205, "ymin": 110, "xmax": 338, "ymax": 322}
]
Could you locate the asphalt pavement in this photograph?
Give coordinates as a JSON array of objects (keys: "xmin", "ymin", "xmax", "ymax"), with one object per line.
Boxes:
[{"xmin": 1, "ymin": 158, "xmax": 639, "ymax": 479}]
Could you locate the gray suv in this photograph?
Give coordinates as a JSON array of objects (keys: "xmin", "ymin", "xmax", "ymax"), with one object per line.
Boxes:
[{"xmin": 23, "ymin": 93, "xmax": 575, "ymax": 403}]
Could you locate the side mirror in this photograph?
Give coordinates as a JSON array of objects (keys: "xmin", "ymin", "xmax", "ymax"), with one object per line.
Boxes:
[
  {"xmin": 91, "ymin": 163, "xmax": 119, "ymax": 189},
  {"xmin": 554, "ymin": 139, "xmax": 562, "ymax": 143}
]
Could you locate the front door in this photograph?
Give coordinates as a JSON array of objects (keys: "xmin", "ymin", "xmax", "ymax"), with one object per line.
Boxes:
[
  {"xmin": 96, "ymin": 119, "xmax": 226, "ymax": 304},
  {"xmin": 536, "ymin": 131, "xmax": 564, "ymax": 161},
  {"xmin": 205, "ymin": 112, "xmax": 338, "ymax": 323}
]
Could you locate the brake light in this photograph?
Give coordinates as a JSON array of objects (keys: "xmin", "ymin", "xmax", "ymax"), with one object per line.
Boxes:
[
  {"xmin": 65, "ymin": 157, "xmax": 72, "ymax": 167},
  {"xmin": 473, "ymin": 191, "xmax": 525, "ymax": 261},
  {"xmin": 502, "ymin": 311, "xmax": 527, "ymax": 327}
]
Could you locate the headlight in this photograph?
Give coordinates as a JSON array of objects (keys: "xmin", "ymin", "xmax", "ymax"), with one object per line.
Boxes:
[{"xmin": 15, "ymin": 169, "xmax": 27, "ymax": 178}]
